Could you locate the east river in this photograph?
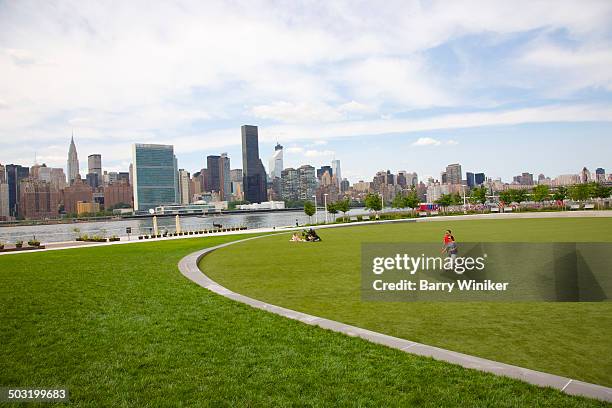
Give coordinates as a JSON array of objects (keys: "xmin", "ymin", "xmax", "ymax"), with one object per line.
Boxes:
[{"xmin": 0, "ymin": 208, "xmax": 371, "ymax": 244}]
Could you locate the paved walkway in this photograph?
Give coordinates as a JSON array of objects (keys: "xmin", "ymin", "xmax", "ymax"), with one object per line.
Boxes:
[{"xmin": 178, "ymin": 234, "xmax": 612, "ymax": 403}]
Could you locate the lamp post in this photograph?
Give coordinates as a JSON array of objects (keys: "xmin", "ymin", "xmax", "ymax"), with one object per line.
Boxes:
[
  {"xmin": 324, "ymin": 193, "xmax": 329, "ymax": 223},
  {"xmin": 312, "ymin": 195, "xmax": 318, "ymax": 224}
]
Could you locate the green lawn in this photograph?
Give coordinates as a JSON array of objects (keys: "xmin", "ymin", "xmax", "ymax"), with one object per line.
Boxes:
[
  {"xmin": 203, "ymin": 218, "xmax": 612, "ymax": 388},
  {"xmin": 0, "ymin": 235, "xmax": 608, "ymax": 406}
]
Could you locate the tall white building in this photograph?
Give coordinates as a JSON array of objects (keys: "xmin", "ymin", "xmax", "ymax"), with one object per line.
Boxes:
[
  {"xmin": 67, "ymin": 134, "xmax": 79, "ymax": 184},
  {"xmin": 0, "ymin": 164, "xmax": 9, "ymax": 220},
  {"xmin": 331, "ymin": 159, "xmax": 341, "ymax": 187},
  {"xmin": 268, "ymin": 143, "xmax": 283, "ymax": 180},
  {"xmin": 178, "ymin": 169, "xmax": 191, "ymax": 204}
]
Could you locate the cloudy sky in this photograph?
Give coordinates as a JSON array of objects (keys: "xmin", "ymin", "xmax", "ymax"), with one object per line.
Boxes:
[{"xmin": 1, "ymin": 0, "xmax": 611, "ymax": 182}]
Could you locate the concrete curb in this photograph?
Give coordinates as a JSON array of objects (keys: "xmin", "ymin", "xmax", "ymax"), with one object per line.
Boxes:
[{"xmin": 178, "ymin": 234, "xmax": 612, "ymax": 403}]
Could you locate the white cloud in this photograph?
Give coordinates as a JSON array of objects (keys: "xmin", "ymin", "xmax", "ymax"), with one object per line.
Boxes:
[
  {"xmin": 413, "ymin": 137, "xmax": 441, "ymax": 146},
  {"xmin": 250, "ymin": 101, "xmax": 343, "ymax": 124},
  {"xmin": 304, "ymin": 149, "xmax": 335, "ymax": 158}
]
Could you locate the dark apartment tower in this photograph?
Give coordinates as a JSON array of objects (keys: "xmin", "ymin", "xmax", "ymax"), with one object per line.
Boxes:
[
  {"xmin": 206, "ymin": 155, "xmax": 221, "ymax": 193},
  {"xmin": 475, "ymin": 173, "xmax": 486, "ymax": 186},
  {"xmin": 466, "ymin": 172, "xmax": 475, "ymax": 189},
  {"xmin": 6, "ymin": 164, "xmax": 30, "ymax": 217},
  {"xmin": 241, "ymin": 125, "xmax": 267, "ymax": 203}
]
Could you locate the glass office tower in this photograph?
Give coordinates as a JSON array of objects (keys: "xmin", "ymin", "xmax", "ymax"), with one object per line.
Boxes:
[{"xmin": 132, "ymin": 144, "xmax": 178, "ymax": 211}]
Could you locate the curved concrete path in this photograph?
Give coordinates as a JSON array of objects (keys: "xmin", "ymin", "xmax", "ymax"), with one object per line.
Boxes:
[{"xmin": 178, "ymin": 233, "xmax": 612, "ymax": 403}]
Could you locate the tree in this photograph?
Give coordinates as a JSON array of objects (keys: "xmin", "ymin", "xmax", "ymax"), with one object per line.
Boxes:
[
  {"xmin": 304, "ymin": 201, "xmax": 315, "ymax": 223},
  {"xmin": 450, "ymin": 192, "xmax": 463, "ymax": 206},
  {"xmin": 470, "ymin": 186, "xmax": 487, "ymax": 205},
  {"xmin": 327, "ymin": 201, "xmax": 338, "ymax": 222},
  {"xmin": 568, "ymin": 184, "xmax": 592, "ymax": 201},
  {"xmin": 512, "ymin": 189, "xmax": 527, "ymax": 204},
  {"xmin": 392, "ymin": 192, "xmax": 405, "ymax": 209},
  {"xmin": 404, "ymin": 190, "xmax": 420, "ymax": 210},
  {"xmin": 532, "ymin": 185, "xmax": 550, "ymax": 202},
  {"xmin": 435, "ymin": 194, "xmax": 453, "ymax": 208},
  {"xmin": 364, "ymin": 193, "xmax": 382, "ymax": 214},
  {"xmin": 552, "ymin": 186, "xmax": 567, "ymax": 202},
  {"xmin": 498, "ymin": 190, "xmax": 514, "ymax": 205},
  {"xmin": 591, "ymin": 183, "xmax": 611, "ymax": 209},
  {"xmin": 335, "ymin": 198, "xmax": 351, "ymax": 222}
]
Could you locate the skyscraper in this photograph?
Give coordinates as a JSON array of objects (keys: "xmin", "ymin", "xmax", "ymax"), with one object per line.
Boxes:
[
  {"xmin": 206, "ymin": 155, "xmax": 221, "ymax": 193},
  {"xmin": 18, "ymin": 179, "xmax": 59, "ymax": 220},
  {"xmin": 475, "ymin": 173, "xmax": 486, "ymax": 186},
  {"xmin": 178, "ymin": 169, "xmax": 191, "ymax": 204},
  {"xmin": 595, "ymin": 168, "xmax": 605, "ymax": 182},
  {"xmin": 67, "ymin": 134, "xmax": 79, "ymax": 185},
  {"xmin": 88, "ymin": 154, "xmax": 102, "ymax": 179},
  {"xmin": 317, "ymin": 165, "xmax": 333, "ymax": 180},
  {"xmin": 132, "ymin": 144, "xmax": 178, "ymax": 211},
  {"xmin": 0, "ymin": 164, "xmax": 9, "ymax": 220},
  {"xmin": 5, "ymin": 164, "xmax": 29, "ymax": 217},
  {"xmin": 445, "ymin": 163, "xmax": 462, "ymax": 185},
  {"xmin": 241, "ymin": 125, "xmax": 267, "ymax": 203},
  {"xmin": 219, "ymin": 153, "xmax": 231, "ymax": 201},
  {"xmin": 466, "ymin": 172, "xmax": 475, "ymax": 189},
  {"xmin": 268, "ymin": 143, "xmax": 283, "ymax": 180},
  {"xmin": 331, "ymin": 159, "xmax": 341, "ymax": 186}
]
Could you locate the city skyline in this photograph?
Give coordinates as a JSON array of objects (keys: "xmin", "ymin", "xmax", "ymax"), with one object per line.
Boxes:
[{"xmin": 1, "ymin": 1, "xmax": 612, "ymax": 183}]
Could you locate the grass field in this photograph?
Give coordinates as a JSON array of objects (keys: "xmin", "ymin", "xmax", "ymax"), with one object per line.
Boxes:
[
  {"xmin": 202, "ymin": 218, "xmax": 612, "ymax": 388},
  {"xmin": 0, "ymin": 233, "xmax": 608, "ymax": 406}
]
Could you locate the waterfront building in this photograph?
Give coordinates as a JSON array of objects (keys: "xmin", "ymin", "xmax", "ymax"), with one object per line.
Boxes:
[
  {"xmin": 132, "ymin": 143, "xmax": 178, "ymax": 211},
  {"xmin": 281, "ymin": 167, "xmax": 299, "ymax": 201},
  {"xmin": 268, "ymin": 143, "xmax": 283, "ymax": 180},
  {"xmin": 18, "ymin": 179, "xmax": 59, "ymax": 220},
  {"xmin": 67, "ymin": 135, "xmax": 80, "ymax": 184},
  {"xmin": 76, "ymin": 201, "xmax": 100, "ymax": 215},
  {"xmin": 241, "ymin": 125, "xmax": 267, "ymax": 203},
  {"xmin": 236, "ymin": 201, "xmax": 285, "ymax": 210},
  {"xmin": 63, "ymin": 177, "xmax": 94, "ymax": 215},
  {"xmin": 153, "ymin": 203, "xmax": 216, "ymax": 216},
  {"xmin": 298, "ymin": 165, "xmax": 317, "ymax": 201},
  {"xmin": 103, "ymin": 181, "xmax": 132, "ymax": 209}
]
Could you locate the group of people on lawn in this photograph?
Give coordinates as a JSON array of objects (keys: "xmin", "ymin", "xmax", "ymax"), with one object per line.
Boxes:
[{"xmin": 290, "ymin": 228, "xmax": 322, "ymax": 242}]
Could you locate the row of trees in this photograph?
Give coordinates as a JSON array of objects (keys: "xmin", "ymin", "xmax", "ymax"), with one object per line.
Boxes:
[
  {"xmin": 498, "ymin": 183, "xmax": 611, "ymax": 205},
  {"xmin": 304, "ymin": 198, "xmax": 352, "ymax": 223}
]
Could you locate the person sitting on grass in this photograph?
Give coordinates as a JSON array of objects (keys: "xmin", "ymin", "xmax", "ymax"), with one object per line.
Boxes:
[
  {"xmin": 305, "ymin": 228, "xmax": 322, "ymax": 242},
  {"xmin": 290, "ymin": 232, "xmax": 304, "ymax": 242}
]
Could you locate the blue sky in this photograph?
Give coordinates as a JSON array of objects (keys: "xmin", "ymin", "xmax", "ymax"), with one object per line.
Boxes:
[{"xmin": 0, "ymin": 0, "xmax": 611, "ymax": 182}]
